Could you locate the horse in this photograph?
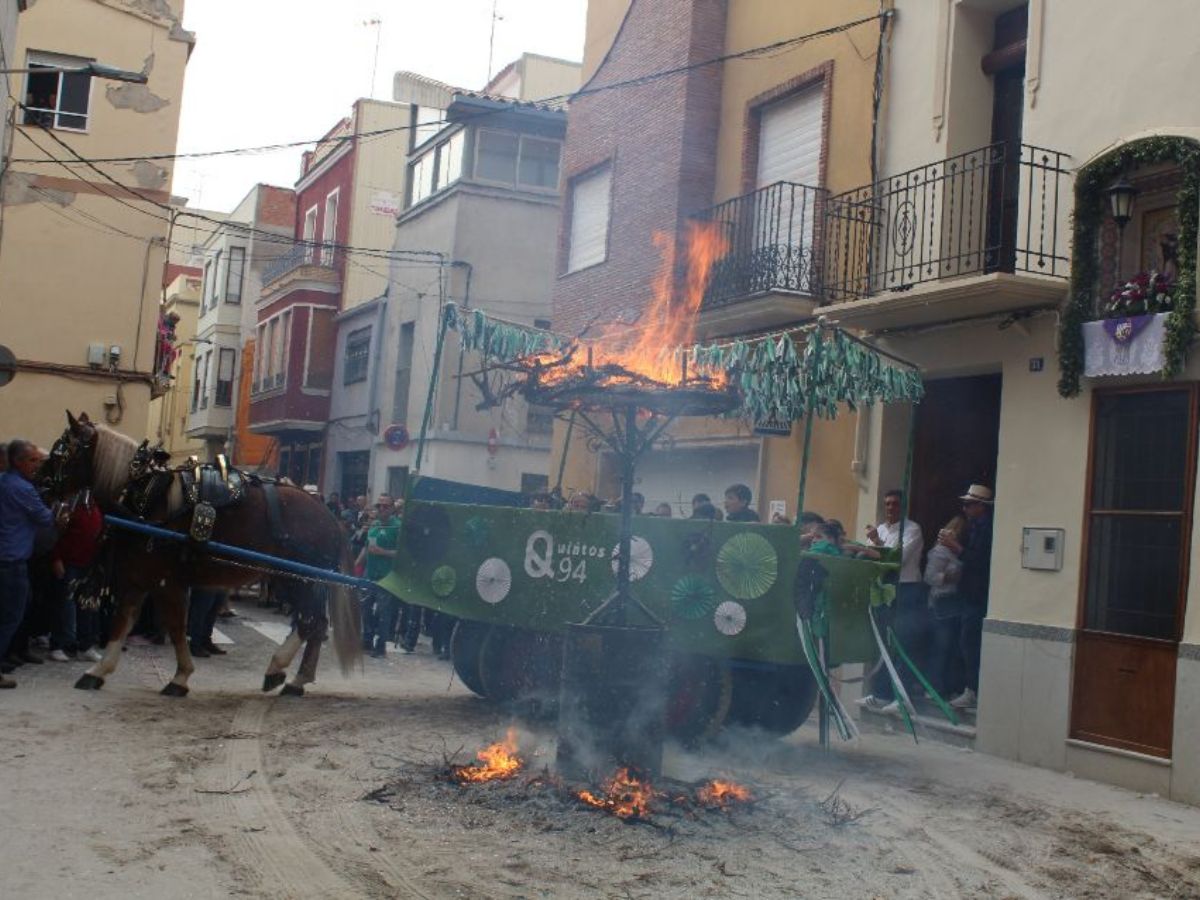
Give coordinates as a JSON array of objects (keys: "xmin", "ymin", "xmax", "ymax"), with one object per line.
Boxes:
[{"xmin": 41, "ymin": 412, "xmax": 362, "ymax": 697}]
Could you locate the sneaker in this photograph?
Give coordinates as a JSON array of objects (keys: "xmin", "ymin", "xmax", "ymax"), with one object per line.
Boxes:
[
  {"xmin": 204, "ymin": 642, "xmax": 228, "ymax": 656},
  {"xmin": 855, "ymin": 694, "xmax": 887, "ymax": 711},
  {"xmin": 0, "ymin": 675, "xmax": 15, "ymax": 689},
  {"xmin": 189, "ymin": 643, "xmax": 211, "ymax": 659},
  {"xmin": 48, "ymin": 649, "xmax": 72, "ymax": 662},
  {"xmin": 879, "ymin": 700, "xmax": 902, "ymax": 715},
  {"xmin": 949, "ymin": 688, "xmax": 977, "ymax": 709},
  {"xmin": 81, "ymin": 647, "xmax": 104, "ymax": 663}
]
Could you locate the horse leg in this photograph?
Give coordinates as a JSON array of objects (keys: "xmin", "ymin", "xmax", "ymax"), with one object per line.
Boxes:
[
  {"xmin": 75, "ymin": 589, "xmax": 142, "ymax": 690},
  {"xmin": 280, "ymin": 618, "xmax": 326, "ymax": 697},
  {"xmin": 159, "ymin": 587, "xmax": 193, "ymax": 697},
  {"xmin": 263, "ymin": 630, "xmax": 303, "ymax": 692}
]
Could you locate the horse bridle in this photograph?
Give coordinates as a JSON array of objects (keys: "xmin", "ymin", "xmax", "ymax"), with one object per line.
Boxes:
[{"xmin": 41, "ymin": 425, "xmax": 96, "ymax": 500}]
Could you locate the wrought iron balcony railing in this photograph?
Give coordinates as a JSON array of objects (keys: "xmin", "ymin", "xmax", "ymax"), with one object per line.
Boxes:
[
  {"xmin": 262, "ymin": 244, "xmax": 342, "ymax": 286},
  {"xmin": 696, "ymin": 181, "xmax": 825, "ymax": 308},
  {"xmin": 823, "ymin": 142, "xmax": 1069, "ymax": 302}
]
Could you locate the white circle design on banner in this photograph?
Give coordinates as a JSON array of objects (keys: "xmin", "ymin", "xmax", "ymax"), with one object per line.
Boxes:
[
  {"xmin": 713, "ymin": 600, "xmax": 747, "ymax": 636},
  {"xmin": 475, "ymin": 557, "xmax": 512, "ymax": 605},
  {"xmin": 610, "ymin": 536, "xmax": 654, "ymax": 581}
]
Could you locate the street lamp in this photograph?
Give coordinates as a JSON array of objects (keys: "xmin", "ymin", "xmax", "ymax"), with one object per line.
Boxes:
[
  {"xmin": 1107, "ymin": 174, "xmax": 1138, "ymax": 283},
  {"xmin": 0, "ymin": 62, "xmax": 147, "ymax": 83}
]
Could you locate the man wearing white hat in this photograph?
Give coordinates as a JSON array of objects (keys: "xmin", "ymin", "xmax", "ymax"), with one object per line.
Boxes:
[{"xmin": 937, "ymin": 483, "xmax": 994, "ymax": 709}]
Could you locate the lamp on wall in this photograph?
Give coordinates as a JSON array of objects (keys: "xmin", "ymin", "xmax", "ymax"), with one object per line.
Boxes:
[{"xmin": 1106, "ymin": 175, "xmax": 1138, "ymax": 283}]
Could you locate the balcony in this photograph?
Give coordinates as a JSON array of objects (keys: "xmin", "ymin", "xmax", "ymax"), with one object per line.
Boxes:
[
  {"xmin": 693, "ymin": 144, "xmax": 1070, "ymax": 333},
  {"xmin": 695, "ymin": 181, "xmax": 824, "ymax": 333},
  {"xmin": 261, "ymin": 245, "xmax": 343, "ymax": 293}
]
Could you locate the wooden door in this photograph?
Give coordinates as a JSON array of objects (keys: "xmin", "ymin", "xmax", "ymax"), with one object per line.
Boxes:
[
  {"xmin": 985, "ymin": 4, "xmax": 1027, "ymax": 273},
  {"xmin": 1070, "ymin": 386, "xmax": 1197, "ymax": 758}
]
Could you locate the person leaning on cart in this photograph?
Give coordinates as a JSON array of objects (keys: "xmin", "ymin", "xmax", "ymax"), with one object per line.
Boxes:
[{"xmin": 365, "ymin": 494, "xmax": 400, "ymax": 658}]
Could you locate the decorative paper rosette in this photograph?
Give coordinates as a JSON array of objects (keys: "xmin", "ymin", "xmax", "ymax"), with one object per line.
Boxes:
[
  {"xmin": 475, "ymin": 558, "xmax": 512, "ymax": 605},
  {"xmin": 431, "ymin": 565, "xmax": 457, "ymax": 598},
  {"xmin": 671, "ymin": 575, "xmax": 718, "ymax": 621},
  {"xmin": 463, "ymin": 516, "xmax": 491, "ymax": 548},
  {"xmin": 713, "ymin": 600, "xmax": 747, "ymax": 636},
  {"xmin": 715, "ymin": 532, "xmax": 778, "ymax": 599},
  {"xmin": 610, "ymin": 536, "xmax": 654, "ymax": 581}
]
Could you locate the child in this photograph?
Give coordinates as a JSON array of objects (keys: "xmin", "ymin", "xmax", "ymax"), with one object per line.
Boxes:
[{"xmin": 924, "ymin": 515, "xmax": 966, "ymax": 696}]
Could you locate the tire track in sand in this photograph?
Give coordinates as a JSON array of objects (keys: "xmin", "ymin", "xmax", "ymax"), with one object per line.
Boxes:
[{"xmin": 212, "ymin": 698, "xmax": 354, "ymax": 898}]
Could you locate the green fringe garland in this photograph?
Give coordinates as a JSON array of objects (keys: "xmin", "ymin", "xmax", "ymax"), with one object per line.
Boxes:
[{"xmin": 1058, "ymin": 136, "xmax": 1200, "ymax": 397}]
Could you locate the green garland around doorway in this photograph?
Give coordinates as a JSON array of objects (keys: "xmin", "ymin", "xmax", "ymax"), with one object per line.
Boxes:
[{"xmin": 1058, "ymin": 136, "xmax": 1200, "ymax": 397}]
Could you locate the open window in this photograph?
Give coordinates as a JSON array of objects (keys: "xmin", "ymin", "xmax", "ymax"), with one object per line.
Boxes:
[
  {"xmin": 23, "ymin": 51, "xmax": 92, "ymax": 131},
  {"xmin": 214, "ymin": 348, "xmax": 236, "ymax": 407}
]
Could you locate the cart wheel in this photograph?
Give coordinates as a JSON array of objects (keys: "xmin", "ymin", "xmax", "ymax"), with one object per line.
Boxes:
[
  {"xmin": 478, "ymin": 626, "xmax": 562, "ymax": 718},
  {"xmin": 726, "ymin": 663, "xmax": 818, "ymax": 736},
  {"xmin": 450, "ymin": 620, "xmax": 489, "ymax": 697},
  {"xmin": 665, "ymin": 654, "xmax": 732, "ymax": 746}
]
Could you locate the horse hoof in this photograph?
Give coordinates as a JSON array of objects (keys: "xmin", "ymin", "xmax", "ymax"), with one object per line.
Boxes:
[
  {"xmin": 262, "ymin": 672, "xmax": 286, "ymax": 693},
  {"xmin": 160, "ymin": 682, "xmax": 189, "ymax": 697},
  {"xmin": 74, "ymin": 673, "xmax": 104, "ymax": 691},
  {"xmin": 279, "ymin": 684, "xmax": 305, "ymax": 697}
]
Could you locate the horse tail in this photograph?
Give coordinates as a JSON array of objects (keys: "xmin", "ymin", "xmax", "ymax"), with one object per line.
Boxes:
[{"xmin": 329, "ymin": 536, "xmax": 363, "ymax": 676}]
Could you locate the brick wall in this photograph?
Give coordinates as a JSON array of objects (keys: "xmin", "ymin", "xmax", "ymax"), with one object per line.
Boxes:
[
  {"xmin": 257, "ymin": 185, "xmax": 297, "ymax": 229},
  {"xmin": 553, "ymin": 0, "xmax": 728, "ymax": 336}
]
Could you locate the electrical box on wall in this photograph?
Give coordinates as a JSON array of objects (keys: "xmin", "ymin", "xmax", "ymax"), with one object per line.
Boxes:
[
  {"xmin": 86, "ymin": 344, "xmax": 107, "ymax": 367},
  {"xmin": 1021, "ymin": 527, "xmax": 1064, "ymax": 571}
]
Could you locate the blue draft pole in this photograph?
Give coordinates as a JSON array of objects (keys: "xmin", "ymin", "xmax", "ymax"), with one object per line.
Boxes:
[{"xmin": 105, "ymin": 514, "xmax": 376, "ymax": 591}]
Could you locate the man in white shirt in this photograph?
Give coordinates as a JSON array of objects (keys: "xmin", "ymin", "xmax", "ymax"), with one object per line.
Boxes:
[{"xmin": 858, "ymin": 489, "xmax": 926, "ymax": 713}]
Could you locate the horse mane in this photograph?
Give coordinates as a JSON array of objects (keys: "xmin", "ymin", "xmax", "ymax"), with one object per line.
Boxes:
[{"xmin": 91, "ymin": 425, "xmax": 140, "ymax": 508}]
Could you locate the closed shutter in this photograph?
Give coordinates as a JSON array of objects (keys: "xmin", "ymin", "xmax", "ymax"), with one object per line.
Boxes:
[
  {"xmin": 756, "ymin": 85, "xmax": 823, "ymax": 189},
  {"xmin": 567, "ymin": 166, "xmax": 612, "ymax": 272},
  {"xmin": 755, "ymin": 86, "xmax": 824, "ymax": 255}
]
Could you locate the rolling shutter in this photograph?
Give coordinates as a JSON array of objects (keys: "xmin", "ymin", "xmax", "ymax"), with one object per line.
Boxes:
[
  {"xmin": 756, "ymin": 85, "xmax": 824, "ymax": 189},
  {"xmin": 567, "ymin": 166, "xmax": 612, "ymax": 272}
]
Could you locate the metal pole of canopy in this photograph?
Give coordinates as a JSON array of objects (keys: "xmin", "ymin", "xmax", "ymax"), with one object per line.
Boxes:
[
  {"xmin": 414, "ymin": 281, "xmax": 449, "ymax": 478},
  {"xmin": 793, "ymin": 328, "xmax": 822, "ymax": 525},
  {"xmin": 553, "ymin": 411, "xmax": 577, "ymax": 497}
]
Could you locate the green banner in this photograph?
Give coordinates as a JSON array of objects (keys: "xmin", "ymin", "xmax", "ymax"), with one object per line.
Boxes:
[{"xmin": 379, "ymin": 501, "xmax": 896, "ymax": 666}]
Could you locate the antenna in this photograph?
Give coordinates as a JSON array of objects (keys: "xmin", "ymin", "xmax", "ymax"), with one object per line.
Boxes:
[
  {"xmin": 363, "ymin": 18, "xmax": 382, "ymax": 98},
  {"xmin": 486, "ymin": 0, "xmax": 503, "ymax": 84}
]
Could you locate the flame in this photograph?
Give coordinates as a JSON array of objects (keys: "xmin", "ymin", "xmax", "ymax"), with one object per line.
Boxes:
[
  {"xmin": 577, "ymin": 767, "xmax": 658, "ymax": 819},
  {"xmin": 696, "ymin": 779, "xmax": 752, "ymax": 808},
  {"xmin": 531, "ymin": 220, "xmax": 729, "ymax": 391},
  {"xmin": 450, "ymin": 728, "xmax": 524, "ymax": 783}
]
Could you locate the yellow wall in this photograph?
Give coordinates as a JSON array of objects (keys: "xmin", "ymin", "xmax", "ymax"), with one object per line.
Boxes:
[
  {"xmin": 148, "ymin": 274, "xmax": 206, "ymax": 463},
  {"xmin": 0, "ymin": 0, "xmax": 190, "ymax": 448}
]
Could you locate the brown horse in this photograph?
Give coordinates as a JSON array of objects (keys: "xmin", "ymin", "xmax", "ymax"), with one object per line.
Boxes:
[{"xmin": 42, "ymin": 413, "xmax": 361, "ymax": 697}]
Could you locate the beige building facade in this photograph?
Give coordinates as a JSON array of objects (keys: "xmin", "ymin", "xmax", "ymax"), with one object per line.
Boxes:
[
  {"xmin": 0, "ymin": 0, "xmax": 191, "ymax": 448},
  {"xmin": 839, "ymin": 0, "xmax": 1200, "ymax": 804},
  {"xmin": 148, "ymin": 270, "xmax": 204, "ymax": 464}
]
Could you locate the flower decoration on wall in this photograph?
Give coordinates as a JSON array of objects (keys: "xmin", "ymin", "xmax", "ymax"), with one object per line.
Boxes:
[{"xmin": 1100, "ymin": 270, "xmax": 1176, "ymax": 319}]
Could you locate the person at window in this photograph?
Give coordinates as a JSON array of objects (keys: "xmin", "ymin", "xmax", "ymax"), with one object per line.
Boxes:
[
  {"xmin": 0, "ymin": 440, "xmax": 54, "ymax": 688},
  {"xmin": 723, "ymin": 484, "xmax": 759, "ymax": 523},
  {"xmin": 530, "ymin": 491, "xmax": 552, "ymax": 511},
  {"xmin": 857, "ymin": 489, "xmax": 926, "ymax": 715},
  {"xmin": 654, "ymin": 502, "xmax": 673, "ymax": 518},
  {"xmin": 691, "ymin": 493, "xmax": 712, "ymax": 516},
  {"xmin": 937, "ymin": 484, "xmax": 994, "ymax": 710},
  {"xmin": 691, "ymin": 501, "xmax": 721, "ymax": 521},
  {"xmin": 365, "ymin": 495, "xmax": 400, "ymax": 658},
  {"xmin": 806, "ymin": 522, "xmax": 842, "ymax": 557}
]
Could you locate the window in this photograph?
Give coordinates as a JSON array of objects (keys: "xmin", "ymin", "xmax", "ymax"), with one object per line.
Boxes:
[
  {"xmin": 438, "ymin": 131, "xmax": 465, "ymax": 190},
  {"xmin": 276, "ymin": 310, "xmax": 291, "ymax": 386},
  {"xmin": 209, "ymin": 250, "xmax": 222, "ymax": 307},
  {"xmin": 191, "ymin": 357, "xmax": 203, "ymax": 411},
  {"xmin": 410, "ymin": 149, "xmax": 436, "ymax": 206},
  {"xmin": 518, "ymin": 137, "xmax": 561, "ymax": 189},
  {"xmin": 307, "ymin": 445, "xmax": 323, "ymax": 487},
  {"xmin": 225, "ymin": 247, "xmax": 245, "ymax": 304},
  {"xmin": 567, "ymin": 165, "xmax": 612, "ymax": 272},
  {"xmin": 215, "ymin": 348, "xmax": 236, "ymax": 407},
  {"xmin": 202, "ymin": 259, "xmax": 213, "ymax": 313},
  {"xmin": 339, "ymin": 450, "xmax": 371, "ymax": 500},
  {"xmin": 254, "ymin": 324, "xmax": 266, "ymax": 390},
  {"xmin": 387, "ymin": 466, "xmax": 409, "ymax": 499},
  {"xmin": 521, "ymin": 473, "xmax": 549, "ymax": 495},
  {"xmin": 526, "ymin": 403, "xmax": 554, "ymax": 436},
  {"xmin": 392, "ymin": 322, "xmax": 415, "ymax": 424},
  {"xmin": 321, "ymin": 190, "xmax": 339, "ymax": 265},
  {"xmin": 413, "ymin": 105, "xmax": 443, "ymax": 148},
  {"xmin": 1083, "ymin": 387, "xmax": 1197, "ymax": 640},
  {"xmin": 344, "ymin": 326, "xmax": 371, "ymax": 385},
  {"xmin": 475, "ymin": 131, "xmax": 561, "ymax": 190},
  {"xmin": 22, "ymin": 51, "xmax": 92, "ymax": 131},
  {"xmin": 410, "ymin": 130, "xmax": 466, "ymax": 206},
  {"xmin": 302, "ymin": 206, "xmax": 318, "ymax": 262},
  {"xmin": 198, "ymin": 351, "xmax": 211, "ymax": 409}
]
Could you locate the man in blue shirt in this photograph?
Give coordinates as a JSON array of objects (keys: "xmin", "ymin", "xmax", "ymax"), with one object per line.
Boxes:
[{"xmin": 0, "ymin": 440, "xmax": 54, "ymax": 688}]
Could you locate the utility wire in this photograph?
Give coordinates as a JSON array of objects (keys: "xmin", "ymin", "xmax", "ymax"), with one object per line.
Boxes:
[{"xmin": 7, "ymin": 13, "xmax": 885, "ymax": 168}]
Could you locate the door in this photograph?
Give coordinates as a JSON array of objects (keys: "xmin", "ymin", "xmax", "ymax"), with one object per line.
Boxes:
[
  {"xmin": 1070, "ymin": 386, "xmax": 1197, "ymax": 758},
  {"xmin": 984, "ymin": 4, "xmax": 1027, "ymax": 273},
  {"xmin": 908, "ymin": 375, "xmax": 1002, "ymax": 548}
]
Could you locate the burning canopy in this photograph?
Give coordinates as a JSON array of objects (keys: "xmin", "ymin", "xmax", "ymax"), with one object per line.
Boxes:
[{"xmin": 441, "ymin": 302, "xmax": 924, "ymax": 423}]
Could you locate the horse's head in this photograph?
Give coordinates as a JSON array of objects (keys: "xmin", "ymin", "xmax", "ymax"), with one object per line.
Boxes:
[{"xmin": 41, "ymin": 410, "xmax": 99, "ymax": 498}]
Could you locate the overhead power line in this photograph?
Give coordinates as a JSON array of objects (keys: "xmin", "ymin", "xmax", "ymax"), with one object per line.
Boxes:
[{"xmin": 7, "ymin": 12, "xmax": 885, "ymax": 168}]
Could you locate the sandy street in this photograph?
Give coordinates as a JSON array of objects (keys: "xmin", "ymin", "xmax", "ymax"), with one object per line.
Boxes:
[{"xmin": 3, "ymin": 606, "xmax": 1200, "ymax": 900}]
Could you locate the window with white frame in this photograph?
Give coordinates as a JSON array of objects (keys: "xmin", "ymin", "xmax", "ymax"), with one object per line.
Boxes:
[
  {"xmin": 191, "ymin": 356, "xmax": 203, "ymax": 411},
  {"xmin": 436, "ymin": 131, "xmax": 465, "ymax": 191},
  {"xmin": 413, "ymin": 105, "xmax": 444, "ymax": 148},
  {"xmin": 215, "ymin": 348, "xmax": 236, "ymax": 406},
  {"xmin": 198, "ymin": 351, "xmax": 212, "ymax": 409},
  {"xmin": 410, "ymin": 129, "xmax": 466, "ymax": 207},
  {"xmin": 276, "ymin": 310, "xmax": 291, "ymax": 386},
  {"xmin": 567, "ymin": 165, "xmax": 612, "ymax": 272},
  {"xmin": 344, "ymin": 326, "xmax": 371, "ymax": 385},
  {"xmin": 22, "ymin": 51, "xmax": 93, "ymax": 131},
  {"xmin": 321, "ymin": 190, "xmax": 339, "ymax": 265},
  {"xmin": 392, "ymin": 322, "xmax": 415, "ymax": 423},
  {"xmin": 225, "ymin": 247, "xmax": 245, "ymax": 304},
  {"xmin": 254, "ymin": 324, "xmax": 266, "ymax": 390},
  {"xmin": 202, "ymin": 259, "xmax": 213, "ymax": 313},
  {"xmin": 475, "ymin": 130, "xmax": 561, "ymax": 190},
  {"xmin": 302, "ymin": 206, "xmax": 318, "ymax": 262},
  {"xmin": 209, "ymin": 250, "xmax": 222, "ymax": 307}
]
